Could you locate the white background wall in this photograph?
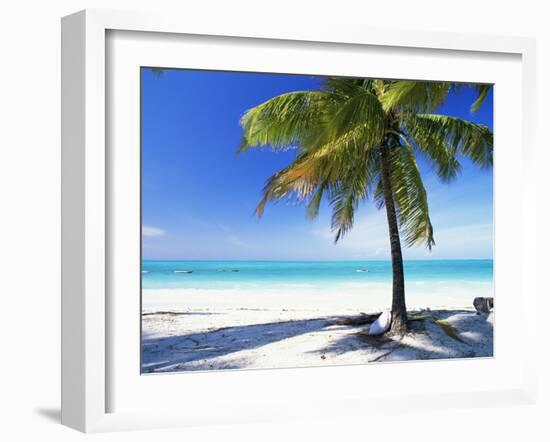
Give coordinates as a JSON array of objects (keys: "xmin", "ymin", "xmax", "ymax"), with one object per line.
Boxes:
[{"xmin": 0, "ymin": 1, "xmax": 547, "ymax": 440}]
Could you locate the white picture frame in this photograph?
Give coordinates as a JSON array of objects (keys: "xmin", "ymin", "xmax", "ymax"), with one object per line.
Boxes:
[{"xmin": 61, "ymin": 9, "xmax": 537, "ymax": 433}]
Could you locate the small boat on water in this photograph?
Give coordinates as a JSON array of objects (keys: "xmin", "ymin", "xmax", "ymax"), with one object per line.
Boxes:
[
  {"xmin": 174, "ymin": 270, "xmax": 193, "ymax": 274},
  {"xmin": 217, "ymin": 269, "xmax": 240, "ymax": 272},
  {"xmin": 356, "ymin": 269, "xmax": 369, "ymax": 273}
]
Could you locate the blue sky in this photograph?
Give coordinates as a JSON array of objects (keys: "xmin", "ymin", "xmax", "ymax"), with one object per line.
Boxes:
[{"xmin": 141, "ymin": 69, "xmax": 493, "ymax": 260}]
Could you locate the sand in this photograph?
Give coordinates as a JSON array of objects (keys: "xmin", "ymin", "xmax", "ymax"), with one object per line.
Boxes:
[{"xmin": 141, "ymin": 289, "xmax": 493, "ymax": 373}]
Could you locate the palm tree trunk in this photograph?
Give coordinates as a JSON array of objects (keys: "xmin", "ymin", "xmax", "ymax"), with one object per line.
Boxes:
[{"xmin": 379, "ymin": 145, "xmax": 408, "ymax": 334}]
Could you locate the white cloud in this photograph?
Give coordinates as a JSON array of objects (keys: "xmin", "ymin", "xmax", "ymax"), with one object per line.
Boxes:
[
  {"xmin": 142, "ymin": 225, "xmax": 166, "ymax": 237},
  {"xmin": 310, "ymin": 208, "xmax": 493, "ymax": 259},
  {"xmin": 216, "ymin": 222, "xmax": 255, "ymax": 249},
  {"xmin": 311, "ymin": 210, "xmax": 391, "ymax": 258},
  {"xmin": 427, "ymin": 222, "xmax": 493, "ymax": 258},
  {"xmin": 225, "ymin": 234, "xmax": 253, "ymax": 248}
]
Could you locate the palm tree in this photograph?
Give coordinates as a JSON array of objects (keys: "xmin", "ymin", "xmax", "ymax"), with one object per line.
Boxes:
[{"xmin": 237, "ymin": 79, "xmax": 493, "ymax": 334}]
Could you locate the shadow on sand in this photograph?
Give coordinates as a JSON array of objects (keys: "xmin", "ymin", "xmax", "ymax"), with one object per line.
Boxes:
[
  {"xmin": 142, "ymin": 315, "xmax": 341, "ymax": 372},
  {"xmin": 142, "ymin": 309, "xmax": 493, "ymax": 372},
  {"xmin": 306, "ymin": 309, "xmax": 491, "ymax": 362}
]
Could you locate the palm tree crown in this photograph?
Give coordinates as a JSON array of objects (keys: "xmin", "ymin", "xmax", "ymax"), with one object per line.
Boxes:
[
  {"xmin": 238, "ymin": 79, "xmax": 492, "ymax": 247},
  {"xmin": 237, "ymin": 78, "xmax": 493, "ymax": 334}
]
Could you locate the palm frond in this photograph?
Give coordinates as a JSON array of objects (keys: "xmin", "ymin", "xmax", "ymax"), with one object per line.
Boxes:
[
  {"xmin": 471, "ymin": 84, "xmax": 492, "ymax": 113},
  {"xmin": 330, "ymin": 182, "xmax": 360, "ymax": 243},
  {"xmin": 254, "ymin": 137, "xmax": 378, "ymax": 244},
  {"xmin": 239, "ymin": 78, "xmax": 492, "ymax": 255},
  {"xmin": 238, "ymin": 91, "xmax": 331, "ymax": 152},
  {"xmin": 381, "ymin": 81, "xmax": 451, "ymax": 113},
  {"xmin": 407, "ymin": 114, "xmax": 493, "ymax": 168},
  {"xmin": 328, "ymin": 150, "xmax": 377, "ymax": 243},
  {"xmin": 253, "ymin": 157, "xmax": 317, "ymax": 217},
  {"xmin": 326, "ymin": 90, "xmax": 386, "ymax": 147},
  {"xmin": 387, "ymin": 145, "xmax": 435, "ymax": 249},
  {"xmin": 398, "ymin": 127, "xmax": 462, "ymax": 183},
  {"xmin": 252, "ymin": 147, "xmax": 336, "ymax": 218},
  {"xmin": 150, "ymin": 68, "xmax": 165, "ymax": 78},
  {"xmin": 306, "ymin": 180, "xmax": 329, "ymax": 219},
  {"xmin": 373, "ymin": 179, "xmax": 385, "ymax": 210},
  {"xmin": 323, "ymin": 77, "xmax": 372, "ymax": 97}
]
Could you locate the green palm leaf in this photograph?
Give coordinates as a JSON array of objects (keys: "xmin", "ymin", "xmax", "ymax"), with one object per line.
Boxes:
[
  {"xmin": 328, "ymin": 148, "xmax": 379, "ymax": 242},
  {"xmin": 408, "ymin": 114, "xmax": 493, "ymax": 168},
  {"xmin": 238, "ymin": 90, "xmax": 331, "ymax": 152},
  {"xmin": 399, "ymin": 125, "xmax": 462, "ymax": 183},
  {"xmin": 239, "ymin": 78, "xmax": 491, "ymax": 251},
  {"xmin": 471, "ymin": 84, "xmax": 492, "ymax": 113},
  {"xmin": 327, "ymin": 90, "xmax": 386, "ymax": 147},
  {"xmin": 381, "ymin": 80, "xmax": 452, "ymax": 113},
  {"xmin": 387, "ymin": 144, "xmax": 435, "ymax": 249}
]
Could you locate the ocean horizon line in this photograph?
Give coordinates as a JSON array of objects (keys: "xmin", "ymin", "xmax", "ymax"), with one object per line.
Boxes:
[{"xmin": 142, "ymin": 258, "xmax": 494, "ymax": 262}]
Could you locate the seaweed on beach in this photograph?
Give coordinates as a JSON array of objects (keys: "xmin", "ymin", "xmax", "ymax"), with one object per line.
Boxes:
[
  {"xmin": 408, "ymin": 314, "xmax": 464, "ymax": 343},
  {"xmin": 433, "ymin": 318, "xmax": 464, "ymax": 343}
]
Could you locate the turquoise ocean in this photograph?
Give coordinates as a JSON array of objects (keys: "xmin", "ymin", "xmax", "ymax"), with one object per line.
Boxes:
[{"xmin": 142, "ymin": 260, "xmax": 493, "ymax": 306}]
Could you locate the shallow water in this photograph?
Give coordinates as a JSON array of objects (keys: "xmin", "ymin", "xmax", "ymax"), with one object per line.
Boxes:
[{"xmin": 142, "ymin": 260, "xmax": 493, "ymax": 308}]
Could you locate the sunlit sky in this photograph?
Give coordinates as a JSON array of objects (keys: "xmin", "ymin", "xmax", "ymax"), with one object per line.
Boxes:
[{"xmin": 141, "ymin": 69, "xmax": 493, "ymax": 260}]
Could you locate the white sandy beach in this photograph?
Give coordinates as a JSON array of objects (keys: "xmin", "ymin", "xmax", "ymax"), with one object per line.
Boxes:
[{"xmin": 141, "ymin": 288, "xmax": 493, "ymax": 373}]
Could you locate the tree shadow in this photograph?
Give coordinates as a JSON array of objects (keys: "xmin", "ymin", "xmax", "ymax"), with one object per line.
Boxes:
[
  {"xmin": 309, "ymin": 329, "xmax": 466, "ymax": 362},
  {"xmin": 142, "ymin": 315, "xmax": 341, "ymax": 372},
  {"xmin": 308, "ymin": 310, "xmax": 493, "ymax": 362}
]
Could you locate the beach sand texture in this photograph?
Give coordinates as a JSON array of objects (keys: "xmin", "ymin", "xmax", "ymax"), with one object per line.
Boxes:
[{"xmin": 141, "ymin": 289, "xmax": 493, "ymax": 373}]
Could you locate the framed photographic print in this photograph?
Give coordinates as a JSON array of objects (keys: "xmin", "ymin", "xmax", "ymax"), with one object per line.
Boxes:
[
  {"xmin": 61, "ymin": 9, "xmax": 537, "ymax": 432},
  {"xmin": 139, "ymin": 68, "xmax": 495, "ymax": 374}
]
